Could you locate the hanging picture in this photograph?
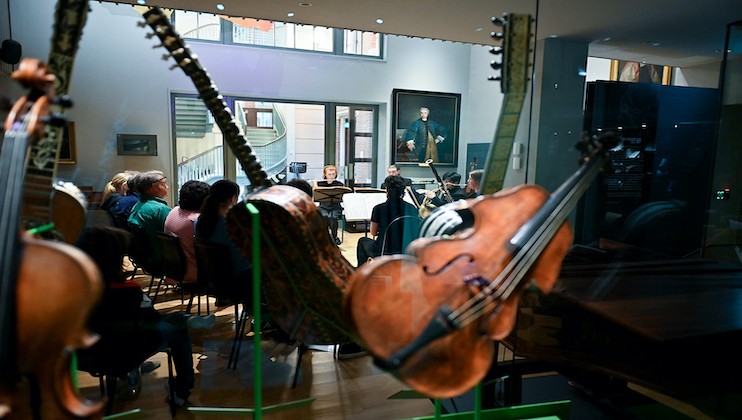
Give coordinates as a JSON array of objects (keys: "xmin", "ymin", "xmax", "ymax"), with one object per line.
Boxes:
[
  {"xmin": 391, "ymin": 89, "xmax": 461, "ymax": 166},
  {"xmin": 610, "ymin": 60, "xmax": 672, "ymax": 85}
]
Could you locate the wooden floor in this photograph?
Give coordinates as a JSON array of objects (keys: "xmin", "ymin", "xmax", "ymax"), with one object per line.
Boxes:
[
  {"xmin": 76, "ymin": 231, "xmax": 440, "ymax": 419},
  {"xmin": 74, "ymin": 229, "xmax": 712, "ymax": 419}
]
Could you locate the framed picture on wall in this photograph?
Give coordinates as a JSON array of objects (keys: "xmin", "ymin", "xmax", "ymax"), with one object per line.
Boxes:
[
  {"xmin": 610, "ymin": 60, "xmax": 672, "ymax": 85},
  {"xmin": 391, "ymin": 89, "xmax": 461, "ymax": 166},
  {"xmin": 116, "ymin": 134, "xmax": 158, "ymax": 156},
  {"xmin": 59, "ymin": 121, "xmax": 77, "ymax": 164}
]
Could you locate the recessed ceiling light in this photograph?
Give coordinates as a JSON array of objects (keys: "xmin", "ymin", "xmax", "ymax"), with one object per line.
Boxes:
[
  {"xmin": 475, "ymin": 27, "xmax": 483, "ymax": 32},
  {"xmin": 299, "ymin": 2, "xmax": 312, "ymax": 7},
  {"xmin": 136, "ymin": 0, "xmax": 146, "ymax": 4},
  {"xmin": 602, "ymin": 37, "xmax": 611, "ymax": 42},
  {"xmin": 287, "ymin": 12, "xmax": 295, "ymax": 17},
  {"xmin": 376, "ymin": 18, "xmax": 384, "ymax": 24},
  {"xmin": 216, "ymin": 3, "xmax": 225, "ymax": 11}
]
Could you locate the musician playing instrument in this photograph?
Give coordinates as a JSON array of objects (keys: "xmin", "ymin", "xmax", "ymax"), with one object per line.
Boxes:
[
  {"xmin": 424, "ymin": 171, "xmax": 467, "ymax": 206},
  {"xmin": 314, "ymin": 165, "xmax": 344, "ymax": 245},
  {"xmin": 356, "ymin": 176, "xmax": 419, "ymax": 266}
]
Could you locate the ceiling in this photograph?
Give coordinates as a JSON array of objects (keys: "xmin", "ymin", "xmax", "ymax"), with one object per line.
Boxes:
[{"xmin": 112, "ymin": 0, "xmax": 742, "ymax": 68}]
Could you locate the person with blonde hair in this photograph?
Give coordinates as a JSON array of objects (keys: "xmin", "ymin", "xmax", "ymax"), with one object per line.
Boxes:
[
  {"xmin": 101, "ymin": 171, "xmax": 139, "ymax": 228},
  {"xmin": 315, "ymin": 165, "xmax": 344, "ymax": 245}
]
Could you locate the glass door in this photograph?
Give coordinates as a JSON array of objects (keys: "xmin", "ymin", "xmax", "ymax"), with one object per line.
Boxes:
[{"xmin": 336, "ymin": 105, "xmax": 377, "ymax": 187}]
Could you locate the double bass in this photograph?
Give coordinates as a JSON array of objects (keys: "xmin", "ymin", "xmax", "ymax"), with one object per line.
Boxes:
[{"xmin": 0, "ymin": 59, "xmax": 104, "ymax": 419}]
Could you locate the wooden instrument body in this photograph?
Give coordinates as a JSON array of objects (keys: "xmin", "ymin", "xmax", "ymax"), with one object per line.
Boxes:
[
  {"xmin": 227, "ymin": 185, "xmax": 354, "ymax": 344},
  {"xmin": 10, "ymin": 238, "xmax": 104, "ymax": 419},
  {"xmin": 1, "ymin": 58, "xmax": 104, "ymax": 419},
  {"xmin": 344, "ymin": 185, "xmax": 572, "ymax": 397}
]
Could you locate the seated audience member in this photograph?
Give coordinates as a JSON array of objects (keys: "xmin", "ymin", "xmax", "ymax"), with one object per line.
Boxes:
[
  {"xmin": 101, "ymin": 172, "xmax": 139, "ymax": 228},
  {"xmin": 164, "ymin": 180, "xmax": 211, "ymax": 284},
  {"xmin": 314, "ymin": 165, "xmax": 344, "ymax": 245},
  {"xmin": 287, "ymin": 178, "xmax": 313, "ymax": 197},
  {"xmin": 356, "ymin": 175, "xmax": 419, "ymax": 265},
  {"xmin": 466, "ymin": 169, "xmax": 484, "ymax": 198},
  {"xmin": 195, "ymin": 180, "xmax": 252, "ymax": 303},
  {"xmin": 75, "ymin": 226, "xmax": 195, "ymax": 407},
  {"xmin": 127, "ymin": 170, "xmax": 171, "ymax": 233}
]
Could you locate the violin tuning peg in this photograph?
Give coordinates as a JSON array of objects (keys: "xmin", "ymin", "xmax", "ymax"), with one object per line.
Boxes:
[
  {"xmin": 42, "ymin": 113, "xmax": 67, "ymax": 128},
  {"xmin": 137, "ymin": 20, "xmax": 146, "ymax": 28},
  {"xmin": 162, "ymin": 54, "xmax": 172, "ymax": 61},
  {"xmin": 488, "ymin": 75, "xmax": 502, "ymax": 82},
  {"xmin": 145, "ymin": 32, "xmax": 156, "ymax": 39},
  {"xmin": 490, "ymin": 46, "xmax": 503, "ymax": 55},
  {"xmin": 490, "ymin": 60, "xmax": 502, "ymax": 70},
  {"xmin": 52, "ymin": 95, "xmax": 73, "ymax": 108},
  {"xmin": 491, "ymin": 31, "xmax": 504, "ymax": 41},
  {"xmin": 491, "ymin": 16, "xmax": 505, "ymax": 27}
]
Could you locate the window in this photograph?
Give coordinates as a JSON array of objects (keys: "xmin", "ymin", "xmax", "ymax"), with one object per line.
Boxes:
[{"xmin": 173, "ymin": 11, "xmax": 383, "ymax": 58}]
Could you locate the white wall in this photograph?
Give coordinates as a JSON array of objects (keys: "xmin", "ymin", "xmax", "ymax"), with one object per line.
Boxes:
[{"xmin": 1, "ymin": 1, "xmax": 497, "ymax": 203}]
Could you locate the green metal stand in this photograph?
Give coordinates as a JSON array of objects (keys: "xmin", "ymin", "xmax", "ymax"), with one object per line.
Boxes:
[{"xmin": 189, "ymin": 203, "xmax": 314, "ymax": 418}]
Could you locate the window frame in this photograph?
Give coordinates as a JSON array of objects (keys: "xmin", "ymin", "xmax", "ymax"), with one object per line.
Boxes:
[{"xmin": 172, "ymin": 11, "xmax": 384, "ymax": 59}]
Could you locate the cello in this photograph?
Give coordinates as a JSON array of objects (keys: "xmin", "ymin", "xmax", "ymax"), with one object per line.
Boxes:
[
  {"xmin": 0, "ymin": 59, "xmax": 104, "ymax": 419},
  {"xmin": 343, "ymin": 132, "xmax": 618, "ymax": 398}
]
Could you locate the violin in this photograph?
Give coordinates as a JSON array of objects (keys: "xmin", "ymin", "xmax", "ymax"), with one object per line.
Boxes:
[
  {"xmin": 343, "ymin": 133, "xmax": 618, "ymax": 398},
  {"xmin": 0, "ymin": 59, "xmax": 104, "ymax": 419}
]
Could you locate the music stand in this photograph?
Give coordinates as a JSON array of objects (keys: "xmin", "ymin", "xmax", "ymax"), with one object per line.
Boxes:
[
  {"xmin": 314, "ymin": 186, "xmax": 352, "ymax": 241},
  {"xmin": 312, "ymin": 186, "xmax": 352, "ymax": 205}
]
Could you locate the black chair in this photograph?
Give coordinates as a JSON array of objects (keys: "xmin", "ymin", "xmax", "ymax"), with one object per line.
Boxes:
[
  {"xmin": 151, "ymin": 231, "xmax": 188, "ymax": 305},
  {"xmin": 194, "ymin": 241, "xmax": 305, "ymax": 387},
  {"xmin": 126, "ymin": 223, "xmax": 162, "ymax": 292},
  {"xmin": 76, "ymin": 330, "xmax": 176, "ymax": 416},
  {"xmin": 194, "ymin": 241, "xmax": 246, "ymax": 369}
]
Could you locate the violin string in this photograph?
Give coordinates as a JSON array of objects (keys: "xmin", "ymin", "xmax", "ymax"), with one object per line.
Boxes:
[{"xmin": 450, "ymin": 156, "xmax": 605, "ymax": 327}]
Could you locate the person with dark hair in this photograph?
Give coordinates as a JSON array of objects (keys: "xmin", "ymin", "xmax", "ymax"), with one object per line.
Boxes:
[
  {"xmin": 75, "ymin": 226, "xmax": 195, "ymax": 407},
  {"xmin": 287, "ymin": 178, "xmax": 313, "ymax": 197},
  {"xmin": 195, "ymin": 179, "xmax": 252, "ymax": 301},
  {"xmin": 165, "ymin": 180, "xmax": 211, "ymax": 284},
  {"xmin": 426, "ymin": 170, "xmax": 468, "ymax": 206},
  {"xmin": 356, "ymin": 175, "xmax": 419, "ymax": 265},
  {"xmin": 127, "ymin": 170, "xmax": 171, "ymax": 233}
]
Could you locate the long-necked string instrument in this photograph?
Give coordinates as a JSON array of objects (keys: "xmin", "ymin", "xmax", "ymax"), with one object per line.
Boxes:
[
  {"xmin": 341, "ymin": 13, "xmax": 612, "ymax": 398},
  {"xmin": 141, "ymin": 7, "xmax": 354, "ymax": 345},
  {"xmin": 0, "ymin": 58, "xmax": 104, "ymax": 419},
  {"xmin": 345, "ymin": 126, "xmax": 617, "ymax": 397},
  {"xmin": 21, "ymin": 0, "xmax": 90, "ymax": 244}
]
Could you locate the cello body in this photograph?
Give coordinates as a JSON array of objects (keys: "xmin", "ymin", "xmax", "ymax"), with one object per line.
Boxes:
[
  {"xmin": 3, "ymin": 238, "xmax": 104, "ymax": 419},
  {"xmin": 344, "ymin": 185, "xmax": 573, "ymax": 398}
]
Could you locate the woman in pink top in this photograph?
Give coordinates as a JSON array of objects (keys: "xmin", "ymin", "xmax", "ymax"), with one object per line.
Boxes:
[{"xmin": 165, "ymin": 180, "xmax": 210, "ymax": 283}]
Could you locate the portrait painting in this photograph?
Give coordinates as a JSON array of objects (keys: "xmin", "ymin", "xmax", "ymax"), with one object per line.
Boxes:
[
  {"xmin": 610, "ymin": 60, "xmax": 672, "ymax": 85},
  {"xmin": 391, "ymin": 89, "xmax": 461, "ymax": 166}
]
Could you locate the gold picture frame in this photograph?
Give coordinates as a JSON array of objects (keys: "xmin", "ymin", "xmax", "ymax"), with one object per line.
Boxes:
[
  {"xmin": 610, "ymin": 60, "xmax": 672, "ymax": 85},
  {"xmin": 59, "ymin": 121, "xmax": 77, "ymax": 164}
]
